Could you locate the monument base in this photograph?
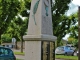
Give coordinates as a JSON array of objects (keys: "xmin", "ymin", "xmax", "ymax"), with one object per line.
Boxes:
[
  {"xmin": 25, "ymin": 41, "xmax": 41, "ymax": 60},
  {"xmin": 23, "ymin": 34, "xmax": 57, "ymax": 60}
]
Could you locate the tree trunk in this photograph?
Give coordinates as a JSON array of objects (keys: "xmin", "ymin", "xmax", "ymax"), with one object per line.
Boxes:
[
  {"xmin": 57, "ymin": 38, "xmax": 61, "ymax": 47},
  {"xmin": 21, "ymin": 36, "xmax": 23, "ymax": 53},
  {"xmin": 15, "ymin": 40, "xmax": 17, "ymax": 49},
  {"xmin": 0, "ymin": 35, "xmax": 1, "ymax": 45}
]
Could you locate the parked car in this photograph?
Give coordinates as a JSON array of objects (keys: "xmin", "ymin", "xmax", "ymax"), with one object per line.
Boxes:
[
  {"xmin": 55, "ymin": 46, "xmax": 74, "ymax": 56},
  {"xmin": 66, "ymin": 44, "xmax": 76, "ymax": 51},
  {"xmin": 0, "ymin": 46, "xmax": 16, "ymax": 60},
  {"xmin": 2, "ymin": 44, "xmax": 14, "ymax": 49}
]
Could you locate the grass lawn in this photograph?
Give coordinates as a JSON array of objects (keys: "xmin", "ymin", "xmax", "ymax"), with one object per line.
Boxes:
[
  {"xmin": 14, "ymin": 52, "xmax": 24, "ymax": 55},
  {"xmin": 14, "ymin": 52, "xmax": 24, "ymax": 60},
  {"xmin": 55, "ymin": 55, "xmax": 78, "ymax": 60},
  {"xmin": 14, "ymin": 52, "xmax": 78, "ymax": 60}
]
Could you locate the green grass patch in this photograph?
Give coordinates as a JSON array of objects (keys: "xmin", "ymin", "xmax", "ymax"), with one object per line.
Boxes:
[
  {"xmin": 55, "ymin": 55, "xmax": 78, "ymax": 60},
  {"xmin": 14, "ymin": 52, "xmax": 24, "ymax": 55}
]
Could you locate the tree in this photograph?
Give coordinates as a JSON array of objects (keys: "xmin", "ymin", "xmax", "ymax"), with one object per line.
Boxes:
[
  {"xmin": 1, "ymin": 34, "xmax": 12, "ymax": 43},
  {"xmin": 6, "ymin": 16, "xmax": 28, "ymax": 52},
  {"xmin": 68, "ymin": 13, "xmax": 78, "ymax": 39},
  {"xmin": 20, "ymin": 0, "xmax": 31, "ymax": 17},
  {"xmin": 14, "ymin": 16, "xmax": 28, "ymax": 52},
  {"xmin": 51, "ymin": 0, "xmax": 75, "ymax": 46},
  {"xmin": 4, "ymin": 0, "xmax": 73, "ymax": 47},
  {"xmin": 67, "ymin": 13, "xmax": 78, "ymax": 48},
  {"xmin": 2, "ymin": 0, "xmax": 29, "ymax": 52},
  {"xmin": 0, "ymin": 0, "xmax": 23, "ymax": 44}
]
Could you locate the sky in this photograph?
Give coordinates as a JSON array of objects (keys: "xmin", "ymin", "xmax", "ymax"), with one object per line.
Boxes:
[
  {"xmin": 67, "ymin": 0, "xmax": 80, "ymax": 16},
  {"xmin": 72, "ymin": 0, "xmax": 80, "ymax": 6},
  {"xmin": 63, "ymin": 0, "xmax": 79, "ymax": 40},
  {"xmin": 66, "ymin": 3, "xmax": 77, "ymax": 16}
]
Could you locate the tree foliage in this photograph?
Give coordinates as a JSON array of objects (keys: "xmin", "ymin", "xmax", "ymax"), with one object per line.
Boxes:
[
  {"xmin": 1, "ymin": 34, "xmax": 12, "ymax": 43},
  {"xmin": 6, "ymin": 16, "xmax": 28, "ymax": 52},
  {"xmin": 0, "ymin": 0, "xmax": 77, "ymax": 47},
  {"xmin": 0, "ymin": 0, "xmax": 23, "ymax": 43},
  {"xmin": 52, "ymin": 0, "xmax": 72, "ymax": 46},
  {"xmin": 68, "ymin": 13, "xmax": 78, "ymax": 39},
  {"xmin": 20, "ymin": 0, "xmax": 31, "ymax": 17},
  {"xmin": 67, "ymin": 13, "xmax": 78, "ymax": 48}
]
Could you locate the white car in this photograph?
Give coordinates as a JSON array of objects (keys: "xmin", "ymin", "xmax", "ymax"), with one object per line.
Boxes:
[{"xmin": 55, "ymin": 47, "xmax": 65, "ymax": 55}]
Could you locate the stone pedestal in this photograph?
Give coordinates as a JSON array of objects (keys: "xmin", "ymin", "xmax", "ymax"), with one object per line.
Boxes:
[
  {"xmin": 23, "ymin": 35, "xmax": 56, "ymax": 60},
  {"xmin": 23, "ymin": 0, "xmax": 57, "ymax": 60},
  {"xmin": 24, "ymin": 41, "xmax": 41, "ymax": 60}
]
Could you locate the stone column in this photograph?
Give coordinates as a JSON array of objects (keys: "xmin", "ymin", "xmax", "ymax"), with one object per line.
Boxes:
[{"xmin": 23, "ymin": 0, "xmax": 57, "ymax": 60}]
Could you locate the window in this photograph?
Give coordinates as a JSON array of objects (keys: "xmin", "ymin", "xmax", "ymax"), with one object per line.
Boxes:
[{"xmin": 0, "ymin": 48, "xmax": 13, "ymax": 56}]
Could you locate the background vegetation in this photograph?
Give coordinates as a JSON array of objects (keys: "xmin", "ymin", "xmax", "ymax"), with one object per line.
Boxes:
[{"xmin": 0, "ymin": 0, "xmax": 78, "ymax": 52}]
